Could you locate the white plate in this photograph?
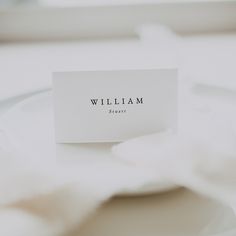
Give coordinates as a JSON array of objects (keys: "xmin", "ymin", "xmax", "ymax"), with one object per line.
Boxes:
[
  {"xmin": 0, "ymin": 91, "xmax": 177, "ymax": 196},
  {"xmin": 1, "ymin": 85, "xmax": 235, "ymax": 196}
]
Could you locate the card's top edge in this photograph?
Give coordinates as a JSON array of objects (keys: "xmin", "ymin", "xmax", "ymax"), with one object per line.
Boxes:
[{"xmin": 52, "ymin": 67, "xmax": 178, "ymax": 75}]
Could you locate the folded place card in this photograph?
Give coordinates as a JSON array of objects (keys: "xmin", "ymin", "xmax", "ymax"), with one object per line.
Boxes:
[{"xmin": 53, "ymin": 69, "xmax": 178, "ymax": 143}]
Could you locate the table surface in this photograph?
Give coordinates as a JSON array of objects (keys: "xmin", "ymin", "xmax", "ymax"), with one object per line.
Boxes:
[
  {"xmin": 0, "ymin": 33, "xmax": 235, "ymax": 235},
  {"xmin": 1, "ymin": 32, "xmax": 236, "ymax": 101}
]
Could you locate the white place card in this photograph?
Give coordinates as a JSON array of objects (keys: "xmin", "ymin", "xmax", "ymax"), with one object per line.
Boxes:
[{"xmin": 53, "ymin": 69, "xmax": 178, "ymax": 143}]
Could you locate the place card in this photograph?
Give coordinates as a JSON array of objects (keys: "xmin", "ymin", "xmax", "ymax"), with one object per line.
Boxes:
[{"xmin": 53, "ymin": 69, "xmax": 177, "ymax": 143}]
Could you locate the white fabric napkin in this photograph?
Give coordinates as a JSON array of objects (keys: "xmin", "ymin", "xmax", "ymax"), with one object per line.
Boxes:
[
  {"xmin": 0, "ymin": 126, "xmax": 163, "ymax": 236},
  {"xmin": 0, "ymin": 146, "xmax": 153, "ymax": 235},
  {"xmin": 113, "ymin": 89, "xmax": 236, "ymax": 236}
]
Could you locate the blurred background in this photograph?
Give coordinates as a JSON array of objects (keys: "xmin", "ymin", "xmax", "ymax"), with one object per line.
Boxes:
[{"xmin": 0, "ymin": 0, "xmax": 236, "ymax": 41}]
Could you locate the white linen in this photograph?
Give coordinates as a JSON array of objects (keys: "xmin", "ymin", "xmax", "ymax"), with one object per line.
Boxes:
[
  {"xmin": 0, "ymin": 27, "xmax": 236, "ymax": 236},
  {"xmin": 0, "ymin": 136, "xmax": 161, "ymax": 235},
  {"xmin": 0, "ymin": 81, "xmax": 236, "ymax": 236},
  {"xmin": 113, "ymin": 86, "xmax": 236, "ymax": 236}
]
